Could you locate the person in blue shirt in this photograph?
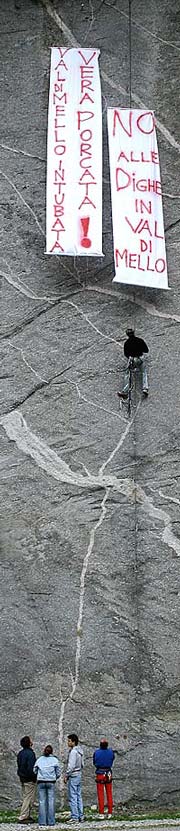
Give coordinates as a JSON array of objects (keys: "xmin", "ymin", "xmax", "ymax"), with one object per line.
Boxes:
[{"xmin": 93, "ymin": 739, "xmax": 115, "ymax": 818}]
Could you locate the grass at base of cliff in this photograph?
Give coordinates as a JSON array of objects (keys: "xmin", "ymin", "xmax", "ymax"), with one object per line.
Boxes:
[{"xmin": 1, "ymin": 806, "xmax": 180, "ymax": 824}]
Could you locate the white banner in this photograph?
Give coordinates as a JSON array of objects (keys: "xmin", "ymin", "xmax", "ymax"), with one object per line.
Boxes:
[
  {"xmin": 46, "ymin": 48, "xmax": 103, "ymax": 257},
  {"xmin": 107, "ymin": 109, "xmax": 168, "ymax": 289}
]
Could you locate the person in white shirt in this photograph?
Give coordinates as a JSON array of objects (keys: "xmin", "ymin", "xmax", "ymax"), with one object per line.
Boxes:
[{"xmin": 34, "ymin": 744, "xmax": 60, "ymax": 827}]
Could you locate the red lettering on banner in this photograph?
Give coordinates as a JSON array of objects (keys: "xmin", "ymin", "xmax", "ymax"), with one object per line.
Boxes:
[
  {"xmin": 53, "ymin": 92, "xmax": 67, "ymax": 103},
  {"xmin": 55, "ymin": 60, "xmax": 67, "ymax": 69},
  {"xmin": 115, "ymin": 249, "xmax": 128, "ymax": 266},
  {"xmin": 151, "ymin": 151, "xmax": 158, "ymax": 163},
  {"xmin": 79, "ymin": 169, "xmax": 96, "ymax": 182},
  {"xmin": 50, "ymin": 242, "xmax": 64, "ymax": 252},
  {"xmin": 116, "ymin": 168, "xmax": 130, "ymax": 190},
  {"xmin": 116, "ymin": 167, "xmax": 162, "ymax": 195},
  {"xmin": 80, "ymin": 217, "xmax": 92, "ymax": 248},
  {"xmin": 80, "ymin": 129, "xmax": 92, "ymax": 141},
  {"xmin": 113, "ymin": 110, "xmax": 132, "ymax": 137},
  {"xmin": 110, "ymin": 108, "xmax": 166, "ymax": 283},
  {"xmin": 80, "ymin": 158, "xmax": 92, "ymax": 169},
  {"xmin": 54, "ymin": 90, "xmax": 67, "ymax": 103},
  {"xmin": 125, "ymin": 217, "xmax": 163, "ymax": 237},
  {"xmin": 77, "ymin": 52, "xmax": 98, "ymax": 218},
  {"xmin": 135, "ymin": 200, "xmax": 152, "ymax": 214},
  {"xmin": 53, "ymin": 93, "xmax": 66, "ymax": 104},
  {"xmin": 80, "ymin": 143, "xmax": 92, "ymax": 156},
  {"xmin": 80, "ymin": 67, "xmax": 94, "ymax": 76},
  {"xmin": 137, "ymin": 112, "xmax": 154, "ymax": 134},
  {"xmin": 117, "ymin": 150, "xmax": 158, "ymax": 164},
  {"xmin": 80, "ymin": 92, "xmax": 94, "ymax": 105},
  {"xmin": 47, "ymin": 48, "xmax": 70, "ymax": 252},
  {"xmin": 130, "ymin": 152, "xmax": 140, "ymax": 163},
  {"xmin": 52, "ymin": 218, "xmax": 65, "ymax": 231},
  {"xmin": 54, "ymin": 113, "xmax": 66, "ymax": 122},
  {"xmin": 54, "ymin": 143, "xmax": 66, "ymax": 155},
  {"xmin": 117, "ymin": 151, "xmax": 129, "ymax": 163},
  {"xmin": 55, "ymin": 196, "xmax": 65, "ymax": 207},
  {"xmin": 78, "ymin": 50, "xmax": 96, "ymax": 64},
  {"xmin": 137, "ymin": 256, "xmax": 145, "ymax": 271},
  {"xmin": 129, "ymin": 254, "xmax": 137, "ymax": 268},
  {"xmin": 140, "ymin": 239, "xmax": 152, "ymax": 253},
  {"xmin": 54, "ymin": 183, "xmax": 65, "ymax": 195},
  {"xmin": 115, "ymin": 249, "xmax": 166, "ymax": 274},
  {"xmin": 155, "ymin": 221, "xmax": 163, "ymax": 239},
  {"xmin": 113, "ymin": 109, "xmax": 154, "ymax": 138},
  {"xmin": 155, "ymin": 259, "xmax": 165, "ymax": 272},
  {"xmin": 77, "ymin": 111, "xmax": 94, "ymax": 130},
  {"xmin": 55, "ymin": 47, "xmax": 70, "ymax": 71},
  {"xmin": 48, "ymin": 48, "xmax": 101, "ymax": 253},
  {"xmin": 55, "ymin": 106, "xmax": 65, "ymax": 116},
  {"xmin": 54, "ymin": 206, "xmax": 65, "ymax": 217},
  {"xmin": 79, "ymin": 194, "xmax": 96, "ymax": 209},
  {"xmin": 56, "ymin": 74, "xmax": 65, "ymax": 84},
  {"xmin": 134, "ymin": 178, "xmax": 149, "ymax": 192},
  {"xmin": 54, "ymin": 129, "xmax": 65, "ymax": 141},
  {"xmin": 55, "ymin": 118, "xmax": 65, "ymax": 128},
  {"xmin": 140, "ymin": 220, "xmax": 152, "ymax": 235},
  {"xmin": 81, "ymin": 79, "xmax": 94, "ymax": 93},
  {"xmin": 135, "ymin": 179, "xmax": 161, "ymax": 194},
  {"xmin": 54, "ymin": 170, "xmax": 65, "ymax": 183},
  {"xmin": 146, "ymin": 257, "xmax": 155, "ymax": 272},
  {"xmin": 125, "ymin": 217, "xmax": 143, "ymax": 234}
]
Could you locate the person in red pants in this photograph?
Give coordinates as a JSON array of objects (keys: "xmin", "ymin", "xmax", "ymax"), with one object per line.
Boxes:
[{"xmin": 93, "ymin": 739, "xmax": 115, "ymax": 818}]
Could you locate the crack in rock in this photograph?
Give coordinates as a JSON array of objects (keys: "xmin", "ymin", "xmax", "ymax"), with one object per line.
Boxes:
[
  {"xmin": 1, "ymin": 411, "xmax": 180, "ymax": 559},
  {"xmin": 58, "ymin": 488, "xmax": 109, "ymax": 799},
  {"xmin": 0, "ymin": 142, "xmax": 45, "ymax": 162},
  {"xmin": 86, "ymin": 286, "xmax": 180, "ymax": 325},
  {"xmin": 105, "ymin": 4, "xmax": 180, "ymax": 53},
  {"xmin": 8, "ymin": 341, "xmax": 48, "ymax": 384},
  {"xmin": 66, "ymin": 378, "xmax": 127, "ymax": 424},
  {"xmin": 0, "ymin": 170, "xmax": 45, "ymax": 236}
]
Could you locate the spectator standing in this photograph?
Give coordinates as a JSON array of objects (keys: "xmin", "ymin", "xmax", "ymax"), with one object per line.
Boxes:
[
  {"xmin": 17, "ymin": 735, "xmax": 36, "ymax": 823},
  {"xmin": 64, "ymin": 733, "xmax": 84, "ymax": 823},
  {"xmin": 93, "ymin": 738, "xmax": 115, "ymax": 819},
  {"xmin": 34, "ymin": 744, "xmax": 60, "ymax": 827}
]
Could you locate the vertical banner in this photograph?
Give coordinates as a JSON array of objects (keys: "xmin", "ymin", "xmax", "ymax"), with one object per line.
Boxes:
[
  {"xmin": 46, "ymin": 47, "xmax": 103, "ymax": 257},
  {"xmin": 107, "ymin": 109, "xmax": 168, "ymax": 289}
]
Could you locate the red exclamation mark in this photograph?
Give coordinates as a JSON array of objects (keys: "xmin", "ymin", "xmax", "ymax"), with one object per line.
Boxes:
[{"xmin": 80, "ymin": 217, "xmax": 91, "ymax": 248}]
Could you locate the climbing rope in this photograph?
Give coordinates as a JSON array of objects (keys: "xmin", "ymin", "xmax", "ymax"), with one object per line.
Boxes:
[{"xmin": 128, "ymin": 0, "xmax": 146, "ymax": 799}]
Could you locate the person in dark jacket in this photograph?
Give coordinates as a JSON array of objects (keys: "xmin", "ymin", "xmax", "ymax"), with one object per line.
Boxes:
[
  {"xmin": 118, "ymin": 328, "xmax": 149, "ymax": 397},
  {"xmin": 93, "ymin": 739, "xmax": 115, "ymax": 818},
  {"xmin": 17, "ymin": 736, "xmax": 36, "ymax": 823}
]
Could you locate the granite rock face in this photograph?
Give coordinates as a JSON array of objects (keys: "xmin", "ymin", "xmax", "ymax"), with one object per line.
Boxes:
[{"xmin": 1, "ymin": 0, "xmax": 180, "ymax": 811}]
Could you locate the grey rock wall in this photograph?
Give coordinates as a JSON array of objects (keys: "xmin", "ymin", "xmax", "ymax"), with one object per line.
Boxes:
[{"xmin": 1, "ymin": 0, "xmax": 180, "ymax": 811}]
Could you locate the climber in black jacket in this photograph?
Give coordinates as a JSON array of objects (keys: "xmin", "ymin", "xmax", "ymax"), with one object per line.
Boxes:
[{"xmin": 119, "ymin": 328, "xmax": 149, "ymax": 397}]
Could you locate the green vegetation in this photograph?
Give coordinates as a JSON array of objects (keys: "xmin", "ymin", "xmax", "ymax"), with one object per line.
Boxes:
[
  {"xmin": 0, "ymin": 806, "xmax": 180, "ymax": 824},
  {"xmin": 0, "ymin": 812, "xmax": 20, "ymax": 824}
]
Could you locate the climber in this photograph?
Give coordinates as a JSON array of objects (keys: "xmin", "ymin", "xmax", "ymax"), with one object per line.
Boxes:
[{"xmin": 118, "ymin": 328, "xmax": 149, "ymax": 398}]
